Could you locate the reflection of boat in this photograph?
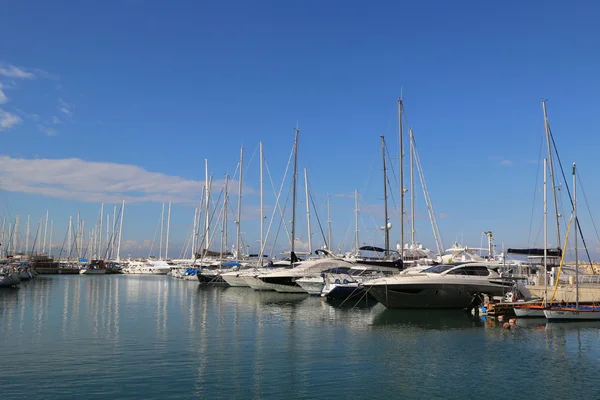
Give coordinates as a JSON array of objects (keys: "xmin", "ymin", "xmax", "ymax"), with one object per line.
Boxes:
[
  {"xmin": 371, "ymin": 308, "xmax": 483, "ymax": 330},
  {"xmin": 363, "ymin": 263, "xmax": 514, "ymax": 309},
  {"xmin": 545, "ymin": 320, "xmax": 600, "ymax": 331}
]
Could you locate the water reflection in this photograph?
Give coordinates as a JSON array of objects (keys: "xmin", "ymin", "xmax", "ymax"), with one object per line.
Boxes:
[
  {"xmin": 2, "ymin": 277, "xmax": 600, "ymax": 400},
  {"xmin": 370, "ymin": 308, "xmax": 484, "ymax": 330}
]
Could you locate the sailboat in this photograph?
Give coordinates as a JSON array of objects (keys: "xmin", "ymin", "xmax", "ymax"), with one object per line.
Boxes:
[{"xmin": 544, "ymin": 163, "xmax": 600, "ymax": 321}]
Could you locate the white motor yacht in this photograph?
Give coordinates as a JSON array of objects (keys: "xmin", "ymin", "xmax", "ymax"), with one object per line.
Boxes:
[{"xmin": 362, "ymin": 263, "xmax": 514, "ymax": 309}]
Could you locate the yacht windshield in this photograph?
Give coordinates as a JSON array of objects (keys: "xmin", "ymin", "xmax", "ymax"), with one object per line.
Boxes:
[{"xmin": 422, "ymin": 265, "xmax": 455, "ymax": 274}]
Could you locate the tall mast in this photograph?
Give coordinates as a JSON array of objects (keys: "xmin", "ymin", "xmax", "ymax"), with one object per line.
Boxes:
[
  {"xmin": 327, "ymin": 195, "xmax": 332, "ymax": 251},
  {"xmin": 304, "ymin": 168, "xmax": 312, "ymax": 255},
  {"xmin": 76, "ymin": 212, "xmax": 81, "ymax": 259},
  {"xmin": 204, "ymin": 159, "xmax": 210, "ymax": 255},
  {"xmin": 192, "ymin": 207, "xmax": 198, "ymax": 259},
  {"xmin": 117, "ymin": 200, "xmax": 125, "ymax": 262},
  {"xmin": 68, "ymin": 216, "xmax": 72, "ymax": 261},
  {"xmin": 354, "ymin": 189, "xmax": 359, "ymax": 251},
  {"xmin": 398, "ymin": 98, "xmax": 405, "ymax": 256},
  {"xmin": 113, "ymin": 205, "xmax": 117, "ymax": 258},
  {"xmin": 106, "ymin": 214, "xmax": 110, "ymax": 258},
  {"xmin": 543, "ymin": 158, "xmax": 548, "ymax": 304},
  {"xmin": 409, "ymin": 128, "xmax": 415, "ymax": 245},
  {"xmin": 99, "ymin": 203, "xmax": 104, "ymax": 259},
  {"xmin": 290, "ymin": 127, "xmax": 299, "ymax": 263},
  {"xmin": 221, "ymin": 175, "xmax": 229, "ymax": 259},
  {"xmin": 43, "ymin": 210, "xmax": 48, "ymax": 254},
  {"xmin": 542, "ymin": 100, "xmax": 561, "ymax": 248},
  {"xmin": 14, "ymin": 215, "xmax": 19, "ymax": 255},
  {"xmin": 166, "ymin": 201, "xmax": 171, "ymax": 260},
  {"xmin": 80, "ymin": 220, "xmax": 84, "ymax": 260},
  {"xmin": 573, "ymin": 163, "xmax": 578, "ymax": 307},
  {"xmin": 1, "ymin": 216, "xmax": 5, "ymax": 257},
  {"xmin": 236, "ymin": 146, "xmax": 244, "ymax": 259},
  {"xmin": 259, "ymin": 141, "xmax": 264, "ymax": 256},
  {"xmin": 25, "ymin": 215, "xmax": 30, "ymax": 256},
  {"xmin": 49, "ymin": 220, "xmax": 53, "ymax": 257},
  {"xmin": 381, "ymin": 135, "xmax": 390, "ymax": 253},
  {"xmin": 159, "ymin": 202, "xmax": 165, "ymax": 260}
]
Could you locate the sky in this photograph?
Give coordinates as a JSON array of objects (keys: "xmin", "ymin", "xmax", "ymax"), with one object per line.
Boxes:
[{"xmin": 1, "ymin": 0, "xmax": 600, "ymax": 260}]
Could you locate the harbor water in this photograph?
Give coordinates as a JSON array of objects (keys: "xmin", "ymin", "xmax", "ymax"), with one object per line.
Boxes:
[{"xmin": 2, "ymin": 276, "xmax": 600, "ymax": 399}]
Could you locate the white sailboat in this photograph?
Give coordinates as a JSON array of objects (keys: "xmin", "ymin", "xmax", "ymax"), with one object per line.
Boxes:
[{"xmin": 544, "ymin": 163, "xmax": 600, "ymax": 321}]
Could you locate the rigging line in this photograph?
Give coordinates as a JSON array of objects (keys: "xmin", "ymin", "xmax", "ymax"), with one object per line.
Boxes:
[
  {"xmin": 527, "ymin": 134, "xmax": 545, "ymax": 246},
  {"xmin": 576, "ymin": 171, "xmax": 600, "ymax": 271},
  {"xmin": 307, "ymin": 181, "xmax": 328, "ymax": 248},
  {"xmin": 148, "ymin": 207, "xmax": 162, "ymax": 258},
  {"xmin": 268, "ymin": 179, "xmax": 292, "ymax": 261},
  {"xmin": 261, "ymin": 142, "xmax": 296, "ymax": 262},
  {"xmin": 548, "ymin": 129, "xmax": 593, "ymax": 267}
]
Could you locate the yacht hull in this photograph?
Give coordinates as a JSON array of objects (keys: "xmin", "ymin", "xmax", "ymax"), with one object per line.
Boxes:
[
  {"xmin": 366, "ymin": 282, "xmax": 512, "ymax": 309},
  {"xmin": 544, "ymin": 308, "xmax": 600, "ymax": 321},
  {"xmin": 79, "ymin": 269, "xmax": 107, "ymax": 275}
]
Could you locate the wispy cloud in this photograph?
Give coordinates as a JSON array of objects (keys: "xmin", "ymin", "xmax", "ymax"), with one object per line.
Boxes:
[
  {"xmin": 0, "ymin": 156, "xmax": 242, "ymax": 204},
  {"xmin": 0, "ymin": 64, "xmax": 35, "ymax": 79},
  {"xmin": 52, "ymin": 116, "xmax": 61, "ymax": 124},
  {"xmin": 0, "ymin": 109, "xmax": 22, "ymax": 131},
  {"xmin": 0, "ymin": 85, "xmax": 7, "ymax": 104},
  {"xmin": 499, "ymin": 159, "xmax": 514, "ymax": 166},
  {"xmin": 37, "ymin": 125, "xmax": 57, "ymax": 136},
  {"xmin": 58, "ymin": 98, "xmax": 73, "ymax": 116}
]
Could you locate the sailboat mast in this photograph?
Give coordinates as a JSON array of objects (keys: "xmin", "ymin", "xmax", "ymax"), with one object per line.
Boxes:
[
  {"xmin": 68, "ymin": 216, "xmax": 72, "ymax": 261},
  {"xmin": 354, "ymin": 189, "xmax": 359, "ymax": 251},
  {"xmin": 259, "ymin": 141, "xmax": 264, "ymax": 256},
  {"xmin": 49, "ymin": 220, "xmax": 53, "ymax": 257},
  {"xmin": 43, "ymin": 210, "xmax": 48, "ymax": 254},
  {"xmin": 409, "ymin": 128, "xmax": 415, "ymax": 245},
  {"xmin": 573, "ymin": 162, "xmax": 578, "ymax": 307},
  {"xmin": 159, "ymin": 202, "xmax": 165, "ymax": 260},
  {"xmin": 327, "ymin": 195, "xmax": 332, "ymax": 251},
  {"xmin": 192, "ymin": 207, "xmax": 198, "ymax": 259},
  {"xmin": 290, "ymin": 127, "xmax": 299, "ymax": 263},
  {"xmin": 166, "ymin": 201, "xmax": 171, "ymax": 260},
  {"xmin": 236, "ymin": 146, "xmax": 244, "ymax": 259},
  {"xmin": 117, "ymin": 200, "xmax": 125, "ymax": 262},
  {"xmin": 543, "ymin": 158, "xmax": 548, "ymax": 304},
  {"xmin": 304, "ymin": 168, "xmax": 312, "ymax": 255},
  {"xmin": 99, "ymin": 203, "xmax": 104, "ymax": 259},
  {"xmin": 204, "ymin": 159, "xmax": 210, "ymax": 256},
  {"xmin": 14, "ymin": 215, "xmax": 19, "ymax": 255},
  {"xmin": 222, "ymin": 175, "xmax": 229, "ymax": 259},
  {"xmin": 25, "ymin": 215, "xmax": 30, "ymax": 256},
  {"xmin": 398, "ymin": 99, "xmax": 405, "ymax": 256},
  {"xmin": 381, "ymin": 135, "xmax": 390, "ymax": 253},
  {"xmin": 542, "ymin": 100, "xmax": 561, "ymax": 249}
]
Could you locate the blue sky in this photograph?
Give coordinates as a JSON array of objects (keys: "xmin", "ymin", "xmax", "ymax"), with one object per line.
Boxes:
[{"xmin": 1, "ymin": 0, "xmax": 600, "ymax": 259}]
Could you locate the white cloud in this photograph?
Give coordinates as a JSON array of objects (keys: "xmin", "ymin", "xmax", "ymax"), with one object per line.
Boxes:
[
  {"xmin": 37, "ymin": 125, "xmax": 57, "ymax": 136},
  {"xmin": 0, "ymin": 84, "xmax": 7, "ymax": 104},
  {"xmin": 0, "ymin": 109, "xmax": 22, "ymax": 131},
  {"xmin": 499, "ymin": 159, "xmax": 513, "ymax": 166},
  {"xmin": 52, "ymin": 116, "xmax": 61, "ymax": 124},
  {"xmin": 58, "ymin": 98, "xmax": 73, "ymax": 116},
  {"xmin": 0, "ymin": 64, "xmax": 35, "ymax": 79},
  {"xmin": 0, "ymin": 156, "xmax": 241, "ymax": 204}
]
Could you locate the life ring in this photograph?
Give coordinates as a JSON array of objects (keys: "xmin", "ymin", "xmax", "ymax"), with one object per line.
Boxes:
[{"xmin": 334, "ymin": 279, "xmax": 341, "ymax": 284}]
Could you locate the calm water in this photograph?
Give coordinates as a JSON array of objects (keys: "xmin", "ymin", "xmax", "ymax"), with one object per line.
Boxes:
[{"xmin": 2, "ymin": 276, "xmax": 600, "ymax": 399}]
